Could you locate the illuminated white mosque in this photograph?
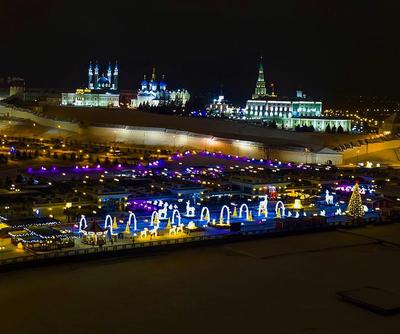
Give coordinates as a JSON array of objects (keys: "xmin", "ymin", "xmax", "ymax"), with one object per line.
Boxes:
[
  {"xmin": 131, "ymin": 67, "xmax": 190, "ymax": 108},
  {"xmin": 62, "ymin": 61, "xmax": 120, "ymax": 108},
  {"xmin": 87, "ymin": 61, "xmax": 119, "ymax": 91}
]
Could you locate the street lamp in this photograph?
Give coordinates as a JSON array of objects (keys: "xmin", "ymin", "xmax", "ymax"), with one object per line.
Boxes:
[{"xmin": 304, "ymin": 148, "xmax": 310, "ymax": 164}]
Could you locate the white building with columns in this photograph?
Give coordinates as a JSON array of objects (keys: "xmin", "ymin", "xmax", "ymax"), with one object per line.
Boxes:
[{"xmin": 244, "ymin": 60, "xmax": 352, "ymax": 132}]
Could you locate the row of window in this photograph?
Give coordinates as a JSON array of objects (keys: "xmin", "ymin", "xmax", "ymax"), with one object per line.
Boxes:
[
  {"xmin": 248, "ymin": 105, "xmax": 290, "ymax": 112},
  {"xmin": 245, "ymin": 111, "xmax": 293, "ymax": 118},
  {"xmin": 247, "ymin": 104, "xmax": 321, "ymax": 113}
]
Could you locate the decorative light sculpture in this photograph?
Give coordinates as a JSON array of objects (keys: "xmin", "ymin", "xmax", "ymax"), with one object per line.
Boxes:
[
  {"xmin": 140, "ymin": 228, "xmax": 148, "ymax": 238},
  {"xmin": 78, "ymin": 215, "xmax": 87, "ymax": 232},
  {"xmin": 325, "ymin": 190, "xmax": 334, "ymax": 205},
  {"xmin": 172, "ymin": 209, "xmax": 181, "ymax": 226},
  {"xmin": 232, "ymin": 206, "xmax": 238, "ymax": 217},
  {"xmin": 186, "ymin": 221, "xmax": 197, "ymax": 230},
  {"xmin": 124, "ymin": 222, "xmax": 131, "ymax": 234},
  {"xmin": 258, "ymin": 195, "xmax": 268, "ymax": 217},
  {"xmin": 293, "ymin": 199, "xmax": 303, "ymax": 210},
  {"xmin": 219, "ymin": 205, "xmax": 230, "ymax": 225},
  {"xmin": 239, "ymin": 203, "xmax": 250, "ymax": 220},
  {"xmin": 158, "ymin": 202, "xmax": 169, "ymax": 220},
  {"xmin": 127, "ymin": 211, "xmax": 137, "ymax": 230},
  {"xmin": 185, "ymin": 200, "xmax": 195, "ymax": 217},
  {"xmin": 200, "ymin": 207, "xmax": 210, "ymax": 223},
  {"xmin": 104, "ymin": 215, "xmax": 114, "ymax": 234},
  {"xmin": 112, "ymin": 216, "xmax": 118, "ymax": 230},
  {"xmin": 275, "ymin": 201, "xmax": 285, "ymax": 218},
  {"xmin": 150, "ymin": 211, "xmax": 160, "ymax": 227}
]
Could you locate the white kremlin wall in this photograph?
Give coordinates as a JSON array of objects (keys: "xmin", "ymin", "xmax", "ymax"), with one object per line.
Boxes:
[{"xmin": 1, "ymin": 104, "xmax": 343, "ymax": 164}]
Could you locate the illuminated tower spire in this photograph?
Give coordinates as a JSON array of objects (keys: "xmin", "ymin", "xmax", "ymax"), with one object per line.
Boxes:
[
  {"xmin": 113, "ymin": 61, "xmax": 118, "ymax": 90},
  {"xmin": 271, "ymin": 83, "xmax": 276, "ymax": 97},
  {"xmin": 107, "ymin": 61, "xmax": 112, "ymax": 86},
  {"xmin": 252, "ymin": 56, "xmax": 267, "ymax": 99},
  {"xmin": 150, "ymin": 67, "xmax": 157, "ymax": 91},
  {"xmin": 88, "ymin": 61, "xmax": 93, "ymax": 89},
  {"xmin": 160, "ymin": 74, "xmax": 167, "ymax": 91},
  {"xmin": 94, "ymin": 61, "xmax": 99, "ymax": 89}
]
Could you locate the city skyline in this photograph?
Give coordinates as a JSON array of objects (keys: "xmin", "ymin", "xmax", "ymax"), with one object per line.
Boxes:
[{"xmin": 1, "ymin": 0, "xmax": 399, "ymax": 103}]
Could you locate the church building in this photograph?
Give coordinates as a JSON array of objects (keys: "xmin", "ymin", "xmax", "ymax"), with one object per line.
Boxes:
[{"xmin": 131, "ymin": 68, "xmax": 190, "ymax": 108}]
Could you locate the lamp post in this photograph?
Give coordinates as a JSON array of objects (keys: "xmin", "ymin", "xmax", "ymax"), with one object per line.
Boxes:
[{"xmin": 304, "ymin": 148, "xmax": 310, "ymax": 164}]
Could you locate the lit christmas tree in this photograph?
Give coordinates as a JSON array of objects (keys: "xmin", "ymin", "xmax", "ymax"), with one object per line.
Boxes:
[
  {"xmin": 124, "ymin": 222, "xmax": 131, "ymax": 234},
  {"xmin": 232, "ymin": 207, "xmax": 238, "ymax": 217},
  {"xmin": 166, "ymin": 218, "xmax": 172, "ymax": 229},
  {"xmin": 347, "ymin": 182, "xmax": 365, "ymax": 218}
]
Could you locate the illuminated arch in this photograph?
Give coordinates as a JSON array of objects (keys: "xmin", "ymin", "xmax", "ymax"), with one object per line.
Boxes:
[
  {"xmin": 78, "ymin": 215, "xmax": 87, "ymax": 232},
  {"xmin": 200, "ymin": 206, "xmax": 210, "ymax": 223},
  {"xmin": 219, "ymin": 205, "xmax": 230, "ymax": 225},
  {"xmin": 150, "ymin": 211, "xmax": 159, "ymax": 227},
  {"xmin": 104, "ymin": 214, "xmax": 114, "ymax": 234},
  {"xmin": 172, "ymin": 209, "xmax": 181, "ymax": 225},
  {"xmin": 127, "ymin": 211, "xmax": 137, "ymax": 230},
  {"xmin": 239, "ymin": 204, "xmax": 249, "ymax": 220},
  {"xmin": 275, "ymin": 201, "xmax": 285, "ymax": 218}
]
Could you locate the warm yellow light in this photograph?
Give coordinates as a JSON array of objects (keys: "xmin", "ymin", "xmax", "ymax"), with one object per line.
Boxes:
[{"xmin": 293, "ymin": 199, "xmax": 303, "ymax": 210}]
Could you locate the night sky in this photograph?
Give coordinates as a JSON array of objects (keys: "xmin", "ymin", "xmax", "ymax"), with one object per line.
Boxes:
[{"xmin": 1, "ymin": 0, "xmax": 399, "ymax": 103}]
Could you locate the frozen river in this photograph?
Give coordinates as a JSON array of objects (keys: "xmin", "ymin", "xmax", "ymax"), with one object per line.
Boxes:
[{"xmin": 1, "ymin": 224, "xmax": 400, "ymax": 334}]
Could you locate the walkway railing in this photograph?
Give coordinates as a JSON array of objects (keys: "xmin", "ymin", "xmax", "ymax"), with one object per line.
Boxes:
[
  {"xmin": 0, "ymin": 232, "xmax": 232, "ymax": 267},
  {"xmin": 0, "ymin": 216, "xmax": 380, "ymax": 268}
]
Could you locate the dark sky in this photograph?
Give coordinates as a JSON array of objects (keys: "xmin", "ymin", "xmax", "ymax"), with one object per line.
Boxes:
[{"xmin": 0, "ymin": 0, "xmax": 399, "ymax": 103}]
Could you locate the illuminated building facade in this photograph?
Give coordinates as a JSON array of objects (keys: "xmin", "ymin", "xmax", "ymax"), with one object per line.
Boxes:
[
  {"xmin": 131, "ymin": 68, "xmax": 190, "ymax": 108},
  {"xmin": 208, "ymin": 94, "xmax": 243, "ymax": 117},
  {"xmin": 245, "ymin": 60, "xmax": 352, "ymax": 132},
  {"xmin": 61, "ymin": 61, "xmax": 120, "ymax": 108}
]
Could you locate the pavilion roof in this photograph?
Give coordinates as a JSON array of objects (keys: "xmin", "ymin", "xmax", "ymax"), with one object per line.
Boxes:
[{"xmin": 83, "ymin": 221, "xmax": 106, "ymax": 233}]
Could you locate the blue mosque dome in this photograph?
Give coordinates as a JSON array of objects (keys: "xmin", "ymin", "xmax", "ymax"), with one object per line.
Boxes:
[{"xmin": 97, "ymin": 75, "xmax": 110, "ymax": 85}]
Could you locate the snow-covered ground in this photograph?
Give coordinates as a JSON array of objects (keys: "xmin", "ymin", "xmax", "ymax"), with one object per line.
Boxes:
[{"xmin": 1, "ymin": 224, "xmax": 399, "ymax": 333}]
